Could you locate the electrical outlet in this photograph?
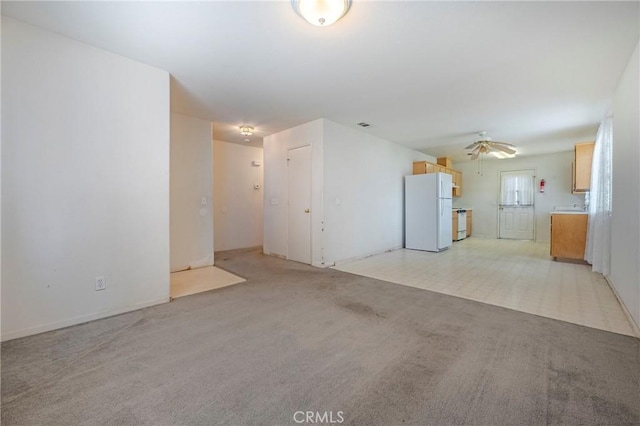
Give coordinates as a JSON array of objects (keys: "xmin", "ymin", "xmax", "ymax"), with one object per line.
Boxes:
[{"xmin": 95, "ymin": 276, "xmax": 106, "ymax": 291}]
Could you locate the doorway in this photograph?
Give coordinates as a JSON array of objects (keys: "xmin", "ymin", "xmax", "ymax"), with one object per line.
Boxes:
[
  {"xmin": 498, "ymin": 170, "xmax": 535, "ymax": 240},
  {"xmin": 287, "ymin": 145, "xmax": 312, "ymax": 264}
]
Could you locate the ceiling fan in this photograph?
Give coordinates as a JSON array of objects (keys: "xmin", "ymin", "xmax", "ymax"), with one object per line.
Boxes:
[{"xmin": 466, "ymin": 131, "xmax": 516, "ymax": 160}]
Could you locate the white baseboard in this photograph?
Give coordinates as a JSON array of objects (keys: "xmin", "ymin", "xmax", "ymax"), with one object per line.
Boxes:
[
  {"xmin": 1, "ymin": 297, "xmax": 170, "ymax": 342},
  {"xmin": 604, "ymin": 275, "xmax": 640, "ymax": 339},
  {"xmin": 263, "ymin": 251, "xmax": 286, "ymax": 260},
  {"xmin": 331, "ymin": 245, "xmax": 404, "ymax": 267}
]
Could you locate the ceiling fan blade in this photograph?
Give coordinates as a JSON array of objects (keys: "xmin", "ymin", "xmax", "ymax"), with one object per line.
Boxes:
[
  {"xmin": 466, "ymin": 133, "xmax": 516, "ymax": 159},
  {"xmin": 491, "ymin": 141, "xmax": 516, "ymax": 147},
  {"xmin": 492, "ymin": 145, "xmax": 516, "ymax": 154}
]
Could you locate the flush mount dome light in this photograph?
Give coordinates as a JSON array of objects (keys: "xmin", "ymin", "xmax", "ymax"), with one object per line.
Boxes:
[
  {"xmin": 239, "ymin": 125, "xmax": 254, "ymax": 136},
  {"xmin": 292, "ymin": 0, "xmax": 351, "ymax": 26}
]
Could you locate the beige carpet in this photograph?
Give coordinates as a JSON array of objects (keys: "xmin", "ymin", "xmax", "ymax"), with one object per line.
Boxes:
[
  {"xmin": 2, "ymin": 248, "xmax": 638, "ymax": 425},
  {"xmin": 170, "ymin": 265, "xmax": 245, "ymax": 298}
]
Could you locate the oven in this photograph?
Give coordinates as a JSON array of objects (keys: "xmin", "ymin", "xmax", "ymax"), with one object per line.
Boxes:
[{"xmin": 457, "ymin": 209, "xmax": 467, "ymax": 240}]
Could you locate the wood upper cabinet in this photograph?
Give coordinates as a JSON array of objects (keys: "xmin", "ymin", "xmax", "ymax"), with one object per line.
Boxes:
[
  {"xmin": 572, "ymin": 142, "xmax": 595, "ymax": 194},
  {"xmin": 550, "ymin": 213, "xmax": 588, "ymax": 260},
  {"xmin": 413, "ymin": 161, "xmax": 427, "ymax": 174},
  {"xmin": 412, "ymin": 161, "xmax": 463, "ymax": 197},
  {"xmin": 437, "ymin": 157, "xmax": 452, "ymax": 168},
  {"xmin": 452, "ymin": 170, "xmax": 462, "ymax": 197},
  {"xmin": 413, "ymin": 161, "xmax": 436, "ymax": 174}
]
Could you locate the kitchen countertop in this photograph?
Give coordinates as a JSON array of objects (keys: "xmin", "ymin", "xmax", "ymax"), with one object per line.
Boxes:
[
  {"xmin": 453, "ymin": 207, "xmax": 473, "ymax": 211},
  {"xmin": 550, "ymin": 211, "xmax": 588, "ymax": 215}
]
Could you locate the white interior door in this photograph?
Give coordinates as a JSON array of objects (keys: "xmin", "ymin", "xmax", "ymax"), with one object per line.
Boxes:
[
  {"xmin": 499, "ymin": 170, "xmax": 535, "ymax": 240},
  {"xmin": 287, "ymin": 145, "xmax": 312, "ymax": 264}
]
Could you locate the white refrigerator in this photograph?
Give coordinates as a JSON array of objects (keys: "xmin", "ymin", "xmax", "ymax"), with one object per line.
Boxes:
[{"xmin": 405, "ymin": 173, "xmax": 453, "ymax": 252}]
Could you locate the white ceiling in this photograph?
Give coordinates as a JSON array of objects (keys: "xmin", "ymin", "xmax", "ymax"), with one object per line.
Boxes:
[{"xmin": 2, "ymin": 1, "xmax": 638, "ymax": 161}]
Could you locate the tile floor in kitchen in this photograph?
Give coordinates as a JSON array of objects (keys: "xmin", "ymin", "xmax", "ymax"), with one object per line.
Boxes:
[
  {"xmin": 170, "ymin": 266, "xmax": 245, "ymax": 299},
  {"xmin": 333, "ymin": 238, "xmax": 637, "ymax": 337}
]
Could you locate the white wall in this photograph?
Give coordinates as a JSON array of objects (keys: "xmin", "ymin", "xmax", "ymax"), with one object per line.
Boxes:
[
  {"xmin": 263, "ymin": 118, "xmax": 433, "ymax": 267},
  {"xmin": 213, "ymin": 140, "xmax": 263, "ymax": 251},
  {"xmin": 1, "ymin": 18, "xmax": 170, "ymax": 340},
  {"xmin": 323, "ymin": 120, "xmax": 433, "ymax": 265},
  {"xmin": 170, "ymin": 113, "xmax": 213, "ymax": 272},
  {"xmin": 263, "ymin": 119, "xmax": 324, "ymax": 266},
  {"xmin": 611, "ymin": 40, "xmax": 640, "ymax": 328},
  {"xmin": 453, "ymin": 152, "xmax": 584, "ymax": 242}
]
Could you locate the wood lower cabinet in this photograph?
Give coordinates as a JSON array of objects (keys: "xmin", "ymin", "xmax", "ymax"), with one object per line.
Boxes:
[
  {"xmin": 466, "ymin": 210, "xmax": 472, "ymax": 237},
  {"xmin": 452, "ymin": 211, "xmax": 458, "ymax": 242},
  {"xmin": 550, "ymin": 213, "xmax": 588, "ymax": 260}
]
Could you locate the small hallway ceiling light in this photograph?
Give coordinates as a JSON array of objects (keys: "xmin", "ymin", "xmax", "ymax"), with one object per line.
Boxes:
[
  {"xmin": 239, "ymin": 125, "xmax": 254, "ymax": 136},
  {"xmin": 292, "ymin": 0, "xmax": 352, "ymax": 26}
]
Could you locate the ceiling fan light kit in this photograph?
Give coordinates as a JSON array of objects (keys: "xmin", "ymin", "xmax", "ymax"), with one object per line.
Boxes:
[{"xmin": 292, "ymin": 0, "xmax": 351, "ymax": 26}]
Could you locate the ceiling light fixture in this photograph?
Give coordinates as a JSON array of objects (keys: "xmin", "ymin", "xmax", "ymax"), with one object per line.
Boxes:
[
  {"xmin": 292, "ymin": 0, "xmax": 351, "ymax": 26},
  {"xmin": 239, "ymin": 125, "xmax": 254, "ymax": 136}
]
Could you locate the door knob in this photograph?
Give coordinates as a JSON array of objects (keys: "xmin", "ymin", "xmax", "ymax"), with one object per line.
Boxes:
[{"xmin": 304, "ymin": 209, "xmax": 310, "ymax": 213}]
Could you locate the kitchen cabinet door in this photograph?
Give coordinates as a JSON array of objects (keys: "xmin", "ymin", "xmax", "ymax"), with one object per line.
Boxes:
[
  {"xmin": 452, "ymin": 211, "xmax": 458, "ymax": 242},
  {"xmin": 550, "ymin": 214, "xmax": 588, "ymax": 260},
  {"xmin": 413, "ymin": 161, "xmax": 427, "ymax": 174},
  {"xmin": 572, "ymin": 142, "xmax": 594, "ymax": 193},
  {"xmin": 452, "ymin": 171, "xmax": 462, "ymax": 197},
  {"xmin": 437, "ymin": 157, "xmax": 452, "ymax": 168},
  {"xmin": 466, "ymin": 210, "xmax": 472, "ymax": 237}
]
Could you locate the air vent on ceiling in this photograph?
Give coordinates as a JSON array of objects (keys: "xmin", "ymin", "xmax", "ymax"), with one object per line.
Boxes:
[{"xmin": 357, "ymin": 122, "xmax": 371, "ymax": 127}]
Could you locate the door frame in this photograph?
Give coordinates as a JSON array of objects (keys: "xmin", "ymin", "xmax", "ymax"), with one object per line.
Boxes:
[{"xmin": 496, "ymin": 168, "xmax": 536, "ymax": 240}]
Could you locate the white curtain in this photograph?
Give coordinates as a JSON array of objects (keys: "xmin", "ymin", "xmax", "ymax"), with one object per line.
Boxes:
[
  {"xmin": 585, "ymin": 116, "xmax": 613, "ymax": 274},
  {"xmin": 500, "ymin": 172, "xmax": 534, "ymax": 206}
]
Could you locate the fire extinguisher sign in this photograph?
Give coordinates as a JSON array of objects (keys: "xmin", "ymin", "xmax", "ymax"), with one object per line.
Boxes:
[{"xmin": 540, "ymin": 179, "xmax": 545, "ymax": 193}]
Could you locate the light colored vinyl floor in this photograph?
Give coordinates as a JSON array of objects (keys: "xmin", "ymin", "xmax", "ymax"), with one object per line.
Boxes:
[
  {"xmin": 170, "ymin": 266, "xmax": 245, "ymax": 299},
  {"xmin": 333, "ymin": 238, "xmax": 637, "ymax": 337}
]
